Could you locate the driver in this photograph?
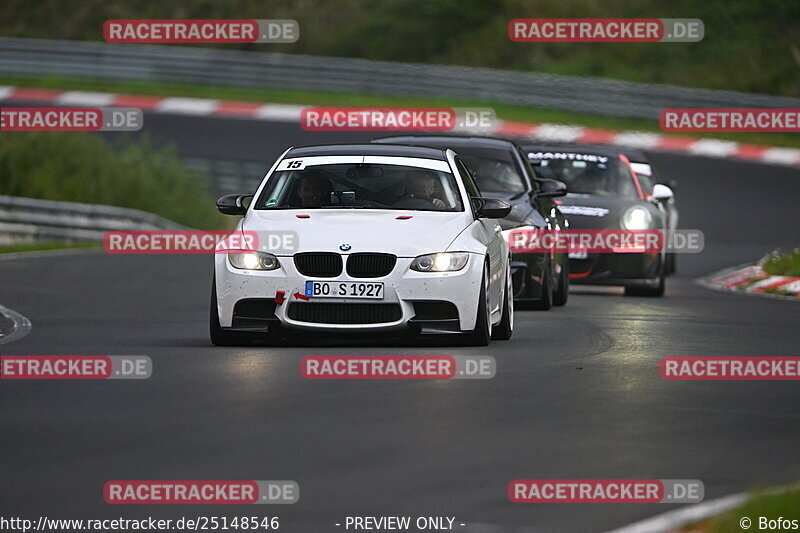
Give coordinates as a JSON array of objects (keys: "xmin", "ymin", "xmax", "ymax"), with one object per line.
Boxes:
[
  {"xmin": 403, "ymin": 169, "xmax": 446, "ymax": 208},
  {"xmin": 296, "ymin": 170, "xmax": 333, "ymax": 208}
]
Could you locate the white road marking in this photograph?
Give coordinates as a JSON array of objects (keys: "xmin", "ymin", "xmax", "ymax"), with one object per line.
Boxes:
[
  {"xmin": 761, "ymin": 147, "xmax": 800, "ymax": 165},
  {"xmin": 688, "ymin": 138, "xmax": 740, "ymax": 157},
  {"xmin": 56, "ymin": 90, "xmax": 116, "ymax": 107},
  {"xmin": 156, "ymin": 97, "xmax": 220, "ymax": 115},
  {"xmin": 613, "ymin": 131, "xmax": 663, "ymax": 149},
  {"xmin": 0, "ymin": 86, "xmax": 14, "ymax": 101},
  {"xmin": 0, "ymin": 303, "xmax": 32, "ymax": 346},
  {"xmin": 254, "ymin": 103, "xmax": 305, "ymax": 121},
  {"xmin": 531, "ymin": 123, "xmax": 585, "ymax": 142}
]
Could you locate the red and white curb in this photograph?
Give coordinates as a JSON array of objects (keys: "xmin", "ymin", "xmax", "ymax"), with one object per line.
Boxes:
[
  {"xmin": 699, "ymin": 263, "xmax": 800, "ymax": 299},
  {"xmin": 2, "ymin": 85, "xmax": 800, "ymax": 167}
]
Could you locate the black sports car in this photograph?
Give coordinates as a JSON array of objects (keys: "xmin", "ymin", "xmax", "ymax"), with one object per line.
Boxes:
[
  {"xmin": 611, "ymin": 147, "xmax": 679, "ymax": 274},
  {"xmin": 375, "ymin": 136, "xmax": 570, "ymax": 309},
  {"xmin": 523, "ymin": 144, "xmax": 671, "ymax": 297}
]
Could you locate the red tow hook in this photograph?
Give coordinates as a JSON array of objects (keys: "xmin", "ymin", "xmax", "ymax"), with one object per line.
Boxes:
[{"xmin": 274, "ymin": 290, "xmax": 285, "ymax": 305}]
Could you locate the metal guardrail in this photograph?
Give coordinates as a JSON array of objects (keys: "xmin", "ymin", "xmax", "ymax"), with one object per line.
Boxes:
[
  {"xmin": 0, "ymin": 195, "xmax": 186, "ymax": 244},
  {"xmin": 2, "ymin": 37, "xmax": 800, "ymax": 120},
  {"xmin": 182, "ymin": 157, "xmax": 268, "ymax": 194},
  {"xmin": 0, "ymin": 160, "xmax": 251, "ymax": 244}
]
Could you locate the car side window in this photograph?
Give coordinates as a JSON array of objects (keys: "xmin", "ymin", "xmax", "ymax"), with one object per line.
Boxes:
[
  {"xmin": 518, "ymin": 148, "xmax": 540, "ymax": 193},
  {"xmin": 637, "ymin": 173, "xmax": 655, "ymax": 196},
  {"xmin": 616, "ymin": 164, "xmax": 639, "ymax": 198},
  {"xmin": 455, "ymin": 157, "xmax": 481, "ymax": 197}
]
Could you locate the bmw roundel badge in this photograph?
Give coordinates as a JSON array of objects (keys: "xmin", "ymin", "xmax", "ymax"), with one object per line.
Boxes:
[{"xmin": 339, "ymin": 243, "xmax": 352, "ymax": 251}]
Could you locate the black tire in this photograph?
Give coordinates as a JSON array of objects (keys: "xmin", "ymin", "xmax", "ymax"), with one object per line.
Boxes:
[
  {"xmin": 666, "ymin": 252, "xmax": 677, "ymax": 275},
  {"xmin": 492, "ymin": 263, "xmax": 514, "ymax": 341},
  {"xmin": 530, "ymin": 259, "xmax": 553, "ymax": 310},
  {"xmin": 464, "ymin": 265, "xmax": 491, "ymax": 346},
  {"xmin": 624, "ymin": 261, "xmax": 666, "ymax": 297},
  {"xmin": 210, "ymin": 280, "xmax": 253, "ymax": 346},
  {"xmin": 552, "ymin": 258, "xmax": 569, "ymax": 307}
]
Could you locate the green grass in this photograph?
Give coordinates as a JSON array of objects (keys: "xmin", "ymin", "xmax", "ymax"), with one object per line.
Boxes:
[
  {"xmin": 1, "ymin": 0, "xmax": 799, "ymax": 98},
  {"xmin": 0, "ymin": 241, "xmax": 102, "ymax": 254},
  {"xmin": 763, "ymin": 248, "xmax": 800, "ymax": 277},
  {"xmin": 0, "ymin": 131, "xmax": 226, "ymax": 230},
  {"xmin": 4, "ymin": 75, "xmax": 800, "ymax": 149},
  {"xmin": 683, "ymin": 484, "xmax": 800, "ymax": 532}
]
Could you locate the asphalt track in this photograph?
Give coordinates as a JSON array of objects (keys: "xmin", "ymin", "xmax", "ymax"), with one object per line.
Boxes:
[{"xmin": 1, "ymin": 109, "xmax": 800, "ymax": 532}]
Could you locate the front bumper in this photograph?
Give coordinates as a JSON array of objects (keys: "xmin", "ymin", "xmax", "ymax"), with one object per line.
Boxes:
[
  {"xmin": 214, "ymin": 252, "xmax": 484, "ymax": 333},
  {"xmin": 569, "ymin": 251, "xmax": 662, "ymax": 287}
]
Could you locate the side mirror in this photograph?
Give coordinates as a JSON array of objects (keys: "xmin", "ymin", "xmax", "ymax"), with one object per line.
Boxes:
[
  {"xmin": 652, "ymin": 184, "xmax": 674, "ymax": 202},
  {"xmin": 472, "ymin": 197, "xmax": 512, "ymax": 219},
  {"xmin": 216, "ymin": 194, "xmax": 253, "ymax": 215},
  {"xmin": 535, "ymin": 178, "xmax": 568, "ymax": 198}
]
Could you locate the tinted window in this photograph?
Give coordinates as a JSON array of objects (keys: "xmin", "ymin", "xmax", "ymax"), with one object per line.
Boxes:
[
  {"xmin": 455, "ymin": 157, "xmax": 481, "ymax": 197},
  {"xmin": 528, "ymin": 153, "xmax": 639, "ymax": 199},
  {"xmin": 454, "ymin": 146, "xmax": 527, "ymax": 194}
]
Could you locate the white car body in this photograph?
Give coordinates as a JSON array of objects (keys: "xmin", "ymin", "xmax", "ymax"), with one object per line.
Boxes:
[{"xmin": 211, "ymin": 144, "xmax": 512, "ymax": 343}]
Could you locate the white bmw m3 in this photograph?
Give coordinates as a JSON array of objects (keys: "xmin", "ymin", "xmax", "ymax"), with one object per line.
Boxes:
[{"xmin": 211, "ymin": 144, "xmax": 513, "ymax": 346}]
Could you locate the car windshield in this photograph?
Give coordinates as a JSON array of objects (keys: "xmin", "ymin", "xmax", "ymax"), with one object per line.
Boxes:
[
  {"xmin": 254, "ymin": 162, "xmax": 464, "ymax": 211},
  {"xmin": 527, "ymin": 152, "xmax": 639, "ymax": 198},
  {"xmin": 454, "ymin": 147, "xmax": 527, "ymax": 195}
]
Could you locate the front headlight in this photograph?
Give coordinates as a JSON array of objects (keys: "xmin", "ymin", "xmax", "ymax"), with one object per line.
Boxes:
[
  {"xmin": 410, "ymin": 252, "xmax": 469, "ymax": 272},
  {"xmin": 228, "ymin": 251, "xmax": 281, "ymax": 270},
  {"xmin": 621, "ymin": 206, "xmax": 653, "ymax": 230}
]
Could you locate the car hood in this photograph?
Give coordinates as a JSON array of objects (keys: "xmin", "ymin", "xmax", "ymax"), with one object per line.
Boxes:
[
  {"xmin": 242, "ymin": 209, "xmax": 469, "ymax": 256},
  {"xmin": 557, "ymin": 194, "xmax": 660, "ymax": 230},
  {"xmin": 557, "ymin": 194, "xmax": 629, "ymax": 230}
]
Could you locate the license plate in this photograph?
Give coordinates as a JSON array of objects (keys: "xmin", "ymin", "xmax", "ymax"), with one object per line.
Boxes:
[
  {"xmin": 568, "ymin": 251, "xmax": 588, "ymax": 259},
  {"xmin": 304, "ymin": 281, "xmax": 384, "ymax": 299}
]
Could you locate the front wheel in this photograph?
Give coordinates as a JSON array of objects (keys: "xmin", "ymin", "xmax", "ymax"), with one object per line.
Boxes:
[
  {"xmin": 529, "ymin": 260, "xmax": 553, "ymax": 310},
  {"xmin": 624, "ymin": 261, "xmax": 666, "ymax": 297},
  {"xmin": 665, "ymin": 252, "xmax": 677, "ymax": 275},
  {"xmin": 464, "ymin": 265, "xmax": 491, "ymax": 346},
  {"xmin": 492, "ymin": 262, "xmax": 514, "ymax": 341},
  {"xmin": 552, "ymin": 258, "xmax": 569, "ymax": 306}
]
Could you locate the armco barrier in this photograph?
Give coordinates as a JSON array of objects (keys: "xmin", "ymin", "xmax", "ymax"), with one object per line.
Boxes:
[
  {"xmin": 1, "ymin": 37, "xmax": 799, "ymax": 120},
  {"xmin": 0, "ymin": 195, "xmax": 185, "ymax": 244}
]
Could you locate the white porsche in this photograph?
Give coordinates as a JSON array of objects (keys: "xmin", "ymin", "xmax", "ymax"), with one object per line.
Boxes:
[{"xmin": 210, "ymin": 144, "xmax": 513, "ymax": 346}]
